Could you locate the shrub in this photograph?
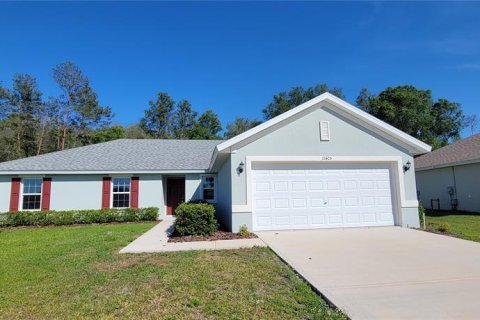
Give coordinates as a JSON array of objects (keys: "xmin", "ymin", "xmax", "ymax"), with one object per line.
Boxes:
[
  {"xmin": 418, "ymin": 203, "xmax": 425, "ymax": 229},
  {"xmin": 174, "ymin": 202, "xmax": 217, "ymax": 236},
  {"xmin": 437, "ymin": 222, "xmax": 450, "ymax": 233},
  {"xmin": 238, "ymin": 225, "xmax": 251, "ymax": 238},
  {"xmin": 0, "ymin": 207, "xmax": 159, "ymax": 227},
  {"xmin": 427, "ymin": 222, "xmax": 451, "ymax": 233},
  {"xmin": 188, "ymin": 199, "xmax": 210, "ymax": 204}
]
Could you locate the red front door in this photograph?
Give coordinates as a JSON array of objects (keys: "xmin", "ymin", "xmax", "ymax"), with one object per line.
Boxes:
[{"xmin": 166, "ymin": 178, "xmax": 185, "ymax": 215}]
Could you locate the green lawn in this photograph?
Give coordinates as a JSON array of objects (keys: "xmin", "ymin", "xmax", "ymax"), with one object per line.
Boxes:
[
  {"xmin": 426, "ymin": 211, "xmax": 480, "ymax": 242},
  {"xmin": 0, "ymin": 223, "xmax": 345, "ymax": 319}
]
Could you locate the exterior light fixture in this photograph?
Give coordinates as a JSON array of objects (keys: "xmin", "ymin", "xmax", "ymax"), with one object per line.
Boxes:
[
  {"xmin": 238, "ymin": 161, "xmax": 245, "ymax": 174},
  {"xmin": 403, "ymin": 160, "xmax": 411, "ymax": 172}
]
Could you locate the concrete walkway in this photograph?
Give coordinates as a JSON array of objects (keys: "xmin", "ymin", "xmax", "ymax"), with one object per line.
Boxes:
[
  {"xmin": 120, "ymin": 221, "xmax": 266, "ymax": 253},
  {"xmin": 257, "ymin": 227, "xmax": 480, "ymax": 320}
]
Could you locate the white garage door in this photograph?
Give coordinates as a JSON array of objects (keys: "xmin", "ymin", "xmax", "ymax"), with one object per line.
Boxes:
[{"xmin": 252, "ymin": 162, "xmax": 395, "ymax": 231}]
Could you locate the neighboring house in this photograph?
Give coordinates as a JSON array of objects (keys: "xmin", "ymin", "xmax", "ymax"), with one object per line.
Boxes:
[
  {"xmin": 415, "ymin": 134, "xmax": 480, "ymax": 213},
  {"xmin": 0, "ymin": 93, "xmax": 431, "ymax": 231}
]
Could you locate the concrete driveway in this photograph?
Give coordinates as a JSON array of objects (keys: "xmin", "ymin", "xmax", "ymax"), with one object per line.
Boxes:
[{"xmin": 257, "ymin": 227, "xmax": 480, "ymax": 319}]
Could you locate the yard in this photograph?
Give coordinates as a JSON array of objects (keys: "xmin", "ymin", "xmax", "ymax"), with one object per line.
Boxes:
[
  {"xmin": 426, "ymin": 210, "xmax": 480, "ymax": 242},
  {"xmin": 0, "ymin": 222, "xmax": 345, "ymax": 319}
]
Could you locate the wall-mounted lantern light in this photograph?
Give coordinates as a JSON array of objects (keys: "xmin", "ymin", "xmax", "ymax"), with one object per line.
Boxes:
[
  {"xmin": 237, "ymin": 161, "xmax": 245, "ymax": 174},
  {"xmin": 403, "ymin": 160, "xmax": 411, "ymax": 172}
]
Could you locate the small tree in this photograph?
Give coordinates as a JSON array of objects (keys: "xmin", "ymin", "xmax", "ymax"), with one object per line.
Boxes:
[
  {"xmin": 463, "ymin": 114, "xmax": 479, "ymax": 136},
  {"xmin": 90, "ymin": 125, "xmax": 126, "ymax": 143},
  {"xmin": 263, "ymin": 83, "xmax": 344, "ymax": 120},
  {"xmin": 224, "ymin": 117, "xmax": 262, "ymax": 139},
  {"xmin": 189, "ymin": 109, "xmax": 222, "ymax": 140},
  {"xmin": 357, "ymin": 86, "xmax": 463, "ymax": 149},
  {"xmin": 53, "ymin": 61, "xmax": 112, "ymax": 149},
  {"xmin": 140, "ymin": 92, "xmax": 175, "ymax": 139},
  {"xmin": 172, "ymin": 100, "xmax": 197, "ymax": 139}
]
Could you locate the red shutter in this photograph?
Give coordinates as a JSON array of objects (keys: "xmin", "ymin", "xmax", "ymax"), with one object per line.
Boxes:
[
  {"xmin": 131, "ymin": 177, "xmax": 139, "ymax": 208},
  {"xmin": 9, "ymin": 178, "xmax": 21, "ymax": 212},
  {"xmin": 41, "ymin": 178, "xmax": 51, "ymax": 211},
  {"xmin": 102, "ymin": 177, "xmax": 111, "ymax": 209}
]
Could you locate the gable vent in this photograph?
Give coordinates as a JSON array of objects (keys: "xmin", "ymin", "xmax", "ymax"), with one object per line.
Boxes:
[{"xmin": 320, "ymin": 121, "xmax": 330, "ymax": 141}]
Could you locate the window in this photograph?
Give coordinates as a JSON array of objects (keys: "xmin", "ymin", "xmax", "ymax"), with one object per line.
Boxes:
[
  {"xmin": 112, "ymin": 178, "xmax": 130, "ymax": 208},
  {"xmin": 201, "ymin": 175, "xmax": 216, "ymax": 202},
  {"xmin": 22, "ymin": 178, "xmax": 42, "ymax": 210}
]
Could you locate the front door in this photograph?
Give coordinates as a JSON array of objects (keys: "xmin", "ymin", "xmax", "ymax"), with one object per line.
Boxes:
[{"xmin": 166, "ymin": 177, "xmax": 185, "ymax": 215}]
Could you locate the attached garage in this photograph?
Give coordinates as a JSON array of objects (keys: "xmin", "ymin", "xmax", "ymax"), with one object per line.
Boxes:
[
  {"xmin": 211, "ymin": 93, "xmax": 431, "ymax": 232},
  {"xmin": 252, "ymin": 162, "xmax": 395, "ymax": 231}
]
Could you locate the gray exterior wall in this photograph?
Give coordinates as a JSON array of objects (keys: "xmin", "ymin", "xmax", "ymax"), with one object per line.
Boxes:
[
  {"xmin": 185, "ymin": 173, "xmax": 202, "ymax": 201},
  {"xmin": 228, "ymin": 103, "xmax": 419, "ymax": 231},
  {"xmin": 416, "ymin": 163, "xmax": 480, "ymax": 212},
  {"xmin": 0, "ymin": 174, "xmax": 206, "ymax": 218},
  {"xmin": 138, "ymin": 174, "xmax": 164, "ymax": 211},
  {"xmin": 215, "ymin": 157, "xmax": 232, "ymax": 230},
  {"xmin": 0, "ymin": 176, "xmax": 11, "ymax": 212},
  {"xmin": 50, "ymin": 175, "xmax": 103, "ymax": 210}
]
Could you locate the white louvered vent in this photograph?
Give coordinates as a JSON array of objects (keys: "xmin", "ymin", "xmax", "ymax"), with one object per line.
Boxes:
[{"xmin": 320, "ymin": 121, "xmax": 330, "ymax": 141}]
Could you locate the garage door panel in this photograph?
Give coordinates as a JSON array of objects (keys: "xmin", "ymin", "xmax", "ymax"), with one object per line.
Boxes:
[
  {"xmin": 328, "ymin": 214, "xmax": 343, "ymax": 224},
  {"xmin": 275, "ymin": 215, "xmax": 290, "ymax": 225},
  {"xmin": 252, "ymin": 162, "xmax": 395, "ymax": 231},
  {"xmin": 293, "ymin": 215, "xmax": 308, "ymax": 225},
  {"xmin": 273, "ymin": 181, "xmax": 288, "ymax": 191},
  {"xmin": 311, "ymin": 214, "xmax": 326, "ymax": 225},
  {"xmin": 274, "ymin": 198, "xmax": 289, "ymax": 209}
]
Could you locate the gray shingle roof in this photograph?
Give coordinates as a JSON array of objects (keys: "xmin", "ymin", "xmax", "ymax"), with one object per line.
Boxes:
[
  {"xmin": 415, "ymin": 134, "xmax": 480, "ymax": 170},
  {"xmin": 0, "ymin": 139, "xmax": 222, "ymax": 172}
]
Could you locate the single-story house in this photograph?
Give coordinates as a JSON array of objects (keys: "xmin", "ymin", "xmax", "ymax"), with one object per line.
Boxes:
[
  {"xmin": 415, "ymin": 133, "xmax": 480, "ymax": 212},
  {"xmin": 0, "ymin": 93, "xmax": 431, "ymax": 231}
]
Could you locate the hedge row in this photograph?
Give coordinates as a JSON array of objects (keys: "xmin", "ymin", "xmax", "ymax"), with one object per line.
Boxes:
[{"xmin": 0, "ymin": 207, "xmax": 159, "ymax": 227}]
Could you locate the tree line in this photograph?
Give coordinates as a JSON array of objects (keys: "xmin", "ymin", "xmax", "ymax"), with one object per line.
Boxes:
[{"xmin": 0, "ymin": 61, "xmax": 476, "ymax": 163}]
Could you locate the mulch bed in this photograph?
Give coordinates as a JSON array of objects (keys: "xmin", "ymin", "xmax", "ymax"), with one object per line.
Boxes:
[{"xmin": 168, "ymin": 230, "xmax": 257, "ymax": 243}]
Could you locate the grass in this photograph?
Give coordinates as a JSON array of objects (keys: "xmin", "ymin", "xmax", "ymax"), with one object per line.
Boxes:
[
  {"xmin": 425, "ymin": 210, "xmax": 480, "ymax": 242},
  {"xmin": 0, "ymin": 223, "xmax": 345, "ymax": 319}
]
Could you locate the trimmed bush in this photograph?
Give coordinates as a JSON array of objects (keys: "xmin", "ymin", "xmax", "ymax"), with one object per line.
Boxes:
[
  {"xmin": 0, "ymin": 207, "xmax": 159, "ymax": 227},
  {"xmin": 238, "ymin": 225, "xmax": 251, "ymax": 238},
  {"xmin": 174, "ymin": 202, "xmax": 218, "ymax": 236}
]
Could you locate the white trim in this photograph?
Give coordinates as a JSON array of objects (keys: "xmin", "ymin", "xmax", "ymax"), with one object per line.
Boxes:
[
  {"xmin": 403, "ymin": 200, "xmax": 419, "ymax": 207},
  {"xmin": 207, "ymin": 148, "xmax": 219, "ymax": 174},
  {"xmin": 234, "ymin": 156, "xmax": 417, "ymax": 221},
  {"xmin": 213, "ymin": 93, "xmax": 431, "ymax": 165},
  {"xmin": 232, "ymin": 204, "xmax": 249, "ymax": 213},
  {"xmin": 0, "ymin": 169, "xmax": 208, "ymax": 176},
  {"xmin": 19, "ymin": 177, "xmax": 43, "ymax": 211},
  {"xmin": 200, "ymin": 174, "xmax": 217, "ymax": 203}
]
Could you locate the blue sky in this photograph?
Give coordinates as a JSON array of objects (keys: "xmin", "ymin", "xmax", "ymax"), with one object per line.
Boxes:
[{"xmin": 1, "ymin": 2, "xmax": 479, "ymax": 136}]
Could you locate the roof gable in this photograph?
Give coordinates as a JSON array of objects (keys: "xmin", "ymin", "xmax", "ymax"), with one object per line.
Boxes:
[{"xmin": 215, "ymin": 93, "xmax": 431, "ymax": 156}]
